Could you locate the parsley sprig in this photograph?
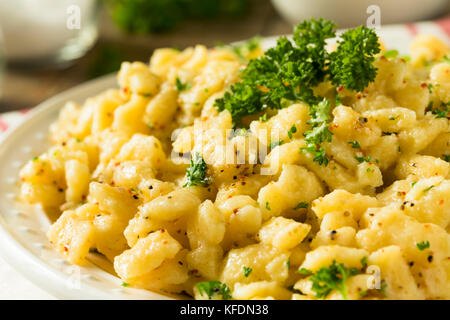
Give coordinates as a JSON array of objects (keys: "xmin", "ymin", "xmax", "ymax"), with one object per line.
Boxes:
[
  {"xmin": 214, "ymin": 18, "xmax": 380, "ymax": 126},
  {"xmin": 416, "ymin": 240, "xmax": 430, "ymax": 251},
  {"xmin": 328, "ymin": 26, "xmax": 381, "ymax": 92},
  {"xmin": 175, "ymin": 77, "xmax": 191, "ymax": 92},
  {"xmin": 243, "ymin": 266, "xmax": 252, "ymax": 277},
  {"xmin": 183, "ymin": 153, "xmax": 211, "ymax": 187},
  {"xmin": 301, "ymin": 98, "xmax": 334, "ymax": 166},
  {"xmin": 299, "ymin": 260, "xmax": 361, "ymax": 300},
  {"xmin": 196, "ymin": 280, "xmax": 232, "ymax": 300}
]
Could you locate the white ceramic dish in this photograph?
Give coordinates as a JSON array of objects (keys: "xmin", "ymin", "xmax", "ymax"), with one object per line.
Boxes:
[
  {"xmin": 271, "ymin": 0, "xmax": 449, "ymax": 28},
  {"xmin": 0, "ymin": 25, "xmax": 448, "ymax": 300}
]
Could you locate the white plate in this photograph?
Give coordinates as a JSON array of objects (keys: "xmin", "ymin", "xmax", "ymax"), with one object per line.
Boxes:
[{"xmin": 0, "ymin": 24, "xmax": 448, "ymax": 300}]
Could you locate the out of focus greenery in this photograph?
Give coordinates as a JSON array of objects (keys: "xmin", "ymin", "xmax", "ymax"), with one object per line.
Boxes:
[
  {"xmin": 107, "ymin": 0, "xmax": 250, "ymax": 33},
  {"xmin": 87, "ymin": 44, "xmax": 124, "ymax": 79}
]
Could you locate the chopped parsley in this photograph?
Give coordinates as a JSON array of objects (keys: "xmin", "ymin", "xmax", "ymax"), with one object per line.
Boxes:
[
  {"xmin": 306, "ymin": 260, "xmax": 361, "ymax": 300},
  {"xmin": 443, "ymin": 54, "xmax": 450, "ymax": 64},
  {"xmin": 183, "ymin": 153, "xmax": 211, "ymax": 187},
  {"xmin": 286, "ymin": 258, "xmax": 291, "ymax": 270},
  {"xmin": 354, "ymin": 155, "xmax": 372, "ymax": 163},
  {"xmin": 348, "ymin": 141, "xmax": 361, "ymax": 149},
  {"xmin": 270, "ymin": 140, "xmax": 284, "ymax": 149},
  {"xmin": 297, "ymin": 268, "xmax": 313, "ymax": 276},
  {"xmin": 294, "ymin": 202, "xmax": 308, "ymax": 210},
  {"xmin": 378, "ymin": 281, "xmax": 388, "ymax": 297},
  {"xmin": 214, "ymin": 19, "xmax": 380, "ymax": 126},
  {"xmin": 301, "ymin": 98, "xmax": 334, "ymax": 166},
  {"xmin": 359, "ymin": 289, "xmax": 368, "ymax": 297},
  {"xmin": 383, "ymin": 49, "xmax": 399, "ymax": 59},
  {"xmin": 243, "ymin": 266, "xmax": 252, "ymax": 277},
  {"xmin": 121, "ymin": 282, "xmax": 130, "ymax": 287},
  {"xmin": 360, "ymin": 256, "xmax": 368, "ymax": 269},
  {"xmin": 259, "ymin": 113, "xmax": 268, "ymax": 122},
  {"xmin": 265, "ymin": 201, "xmax": 271, "ymax": 211},
  {"xmin": 32, "ymin": 156, "xmax": 38, "ymax": 162},
  {"xmin": 431, "ymin": 101, "xmax": 449, "ymax": 119},
  {"xmin": 416, "ymin": 240, "xmax": 430, "ymax": 251},
  {"xmin": 443, "ymin": 155, "xmax": 450, "ymax": 163},
  {"xmin": 287, "ymin": 124, "xmax": 297, "ymax": 139},
  {"xmin": 196, "ymin": 280, "xmax": 232, "ymax": 300},
  {"xmin": 231, "ymin": 36, "xmax": 261, "ymax": 60},
  {"xmin": 175, "ymin": 77, "xmax": 191, "ymax": 92},
  {"xmin": 422, "ymin": 185, "xmax": 434, "ymax": 193}
]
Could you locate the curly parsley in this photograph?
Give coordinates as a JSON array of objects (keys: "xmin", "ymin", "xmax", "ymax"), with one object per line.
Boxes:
[
  {"xmin": 294, "ymin": 202, "xmax": 308, "ymax": 210},
  {"xmin": 301, "ymin": 98, "xmax": 334, "ymax": 166},
  {"xmin": 215, "ymin": 19, "xmax": 380, "ymax": 127},
  {"xmin": 416, "ymin": 240, "xmax": 430, "ymax": 251},
  {"xmin": 243, "ymin": 266, "xmax": 252, "ymax": 277},
  {"xmin": 328, "ymin": 26, "xmax": 381, "ymax": 92},
  {"xmin": 301, "ymin": 260, "xmax": 361, "ymax": 300},
  {"xmin": 183, "ymin": 153, "xmax": 211, "ymax": 187},
  {"xmin": 175, "ymin": 77, "xmax": 191, "ymax": 92},
  {"xmin": 215, "ymin": 19, "xmax": 380, "ymax": 126},
  {"xmin": 196, "ymin": 280, "xmax": 232, "ymax": 300}
]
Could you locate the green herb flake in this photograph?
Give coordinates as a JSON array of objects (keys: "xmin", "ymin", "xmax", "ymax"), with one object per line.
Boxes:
[
  {"xmin": 121, "ymin": 282, "xmax": 130, "ymax": 287},
  {"xmin": 360, "ymin": 256, "xmax": 368, "ymax": 269},
  {"xmin": 378, "ymin": 281, "xmax": 388, "ymax": 297},
  {"xmin": 183, "ymin": 153, "xmax": 211, "ymax": 188},
  {"xmin": 416, "ymin": 240, "xmax": 430, "ymax": 251},
  {"xmin": 359, "ymin": 289, "xmax": 368, "ymax": 297},
  {"xmin": 297, "ymin": 268, "xmax": 313, "ymax": 276},
  {"xmin": 307, "ymin": 260, "xmax": 360, "ymax": 300},
  {"xmin": 301, "ymin": 98, "xmax": 334, "ymax": 166},
  {"xmin": 443, "ymin": 55, "xmax": 450, "ymax": 64},
  {"xmin": 401, "ymin": 55, "xmax": 411, "ymax": 62},
  {"xmin": 265, "ymin": 201, "xmax": 271, "ymax": 211},
  {"xmin": 270, "ymin": 140, "xmax": 284, "ymax": 149},
  {"xmin": 294, "ymin": 202, "xmax": 308, "ymax": 210},
  {"xmin": 287, "ymin": 124, "xmax": 297, "ymax": 139},
  {"xmin": 243, "ymin": 266, "xmax": 253, "ymax": 277},
  {"xmin": 259, "ymin": 113, "xmax": 268, "ymax": 122},
  {"xmin": 175, "ymin": 77, "xmax": 191, "ymax": 92},
  {"xmin": 383, "ymin": 49, "xmax": 399, "ymax": 59},
  {"xmin": 354, "ymin": 155, "xmax": 372, "ymax": 163},
  {"xmin": 196, "ymin": 280, "xmax": 232, "ymax": 300},
  {"xmin": 348, "ymin": 141, "xmax": 361, "ymax": 149}
]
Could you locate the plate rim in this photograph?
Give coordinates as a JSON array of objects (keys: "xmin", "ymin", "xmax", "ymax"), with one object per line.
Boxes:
[{"xmin": 0, "ymin": 26, "xmax": 448, "ymax": 299}]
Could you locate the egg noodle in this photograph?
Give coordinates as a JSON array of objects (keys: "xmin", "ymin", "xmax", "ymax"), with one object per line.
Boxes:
[{"xmin": 19, "ymin": 20, "xmax": 450, "ymax": 300}]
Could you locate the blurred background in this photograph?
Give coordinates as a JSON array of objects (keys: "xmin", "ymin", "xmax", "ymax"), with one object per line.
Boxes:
[{"xmin": 0, "ymin": 0, "xmax": 449, "ymax": 113}]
